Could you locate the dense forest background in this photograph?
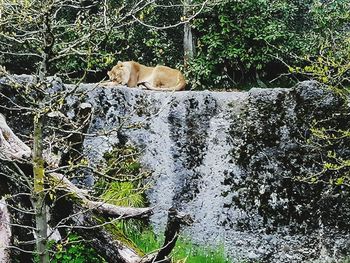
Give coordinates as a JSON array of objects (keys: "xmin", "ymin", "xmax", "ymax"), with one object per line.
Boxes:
[{"xmin": 1, "ymin": 0, "xmax": 349, "ymax": 90}]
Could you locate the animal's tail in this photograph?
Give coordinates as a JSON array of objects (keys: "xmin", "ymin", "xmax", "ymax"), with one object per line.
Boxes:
[{"xmin": 174, "ymin": 72, "xmax": 186, "ymax": 91}]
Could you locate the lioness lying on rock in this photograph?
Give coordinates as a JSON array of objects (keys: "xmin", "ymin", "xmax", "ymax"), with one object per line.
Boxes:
[{"xmin": 107, "ymin": 61, "xmax": 186, "ymax": 91}]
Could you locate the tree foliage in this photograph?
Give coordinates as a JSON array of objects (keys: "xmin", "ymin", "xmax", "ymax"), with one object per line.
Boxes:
[
  {"xmin": 0, "ymin": 0, "xmax": 349, "ymax": 87},
  {"xmin": 186, "ymin": 0, "xmax": 349, "ymax": 89}
]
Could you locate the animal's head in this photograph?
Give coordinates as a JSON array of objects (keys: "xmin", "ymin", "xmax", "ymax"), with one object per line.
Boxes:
[{"xmin": 107, "ymin": 61, "xmax": 130, "ymax": 85}]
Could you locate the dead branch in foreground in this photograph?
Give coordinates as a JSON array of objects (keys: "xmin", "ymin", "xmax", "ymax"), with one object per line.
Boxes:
[
  {"xmin": 0, "ymin": 113, "xmax": 192, "ymax": 262},
  {"xmin": 0, "ymin": 198, "xmax": 11, "ymax": 263}
]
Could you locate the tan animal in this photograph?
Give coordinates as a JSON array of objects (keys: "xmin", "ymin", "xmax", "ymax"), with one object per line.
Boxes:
[{"xmin": 107, "ymin": 61, "xmax": 186, "ymax": 91}]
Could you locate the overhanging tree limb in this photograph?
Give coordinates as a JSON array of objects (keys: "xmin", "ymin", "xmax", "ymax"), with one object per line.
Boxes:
[{"xmin": 0, "ymin": 113, "xmax": 153, "ymax": 219}]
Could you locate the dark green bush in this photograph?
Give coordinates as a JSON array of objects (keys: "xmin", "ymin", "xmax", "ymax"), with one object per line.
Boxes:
[{"xmin": 1, "ymin": 0, "xmax": 348, "ymax": 89}]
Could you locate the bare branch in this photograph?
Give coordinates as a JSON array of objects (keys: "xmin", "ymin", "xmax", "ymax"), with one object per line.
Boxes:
[{"xmin": 49, "ymin": 172, "xmax": 153, "ymax": 218}]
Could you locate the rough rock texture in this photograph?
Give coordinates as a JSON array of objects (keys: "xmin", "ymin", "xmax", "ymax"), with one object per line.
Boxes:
[
  {"xmin": 72, "ymin": 81, "xmax": 350, "ymax": 263},
  {"xmin": 1, "ymin": 77, "xmax": 350, "ymax": 262},
  {"xmin": 0, "ymin": 199, "xmax": 11, "ymax": 263}
]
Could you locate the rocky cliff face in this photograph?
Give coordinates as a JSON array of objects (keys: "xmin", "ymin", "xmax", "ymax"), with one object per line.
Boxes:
[
  {"xmin": 1, "ymin": 77, "xmax": 350, "ymax": 262},
  {"xmin": 76, "ymin": 81, "xmax": 350, "ymax": 262}
]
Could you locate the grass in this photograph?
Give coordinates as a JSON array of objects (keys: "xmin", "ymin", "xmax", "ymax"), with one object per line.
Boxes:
[
  {"xmin": 101, "ymin": 181, "xmax": 145, "ymax": 207},
  {"xmin": 123, "ymin": 227, "xmax": 232, "ymax": 263},
  {"xmin": 172, "ymin": 239, "xmax": 230, "ymax": 263},
  {"xmin": 98, "ymin": 146, "xmax": 233, "ymax": 262}
]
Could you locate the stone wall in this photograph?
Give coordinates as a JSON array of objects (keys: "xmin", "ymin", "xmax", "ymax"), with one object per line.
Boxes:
[
  {"xmin": 78, "ymin": 81, "xmax": 350, "ymax": 262},
  {"xmin": 1, "ymin": 76, "xmax": 350, "ymax": 262}
]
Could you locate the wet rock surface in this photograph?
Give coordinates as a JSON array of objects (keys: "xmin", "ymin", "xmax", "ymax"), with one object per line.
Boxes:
[{"xmin": 1, "ymin": 77, "xmax": 350, "ymax": 262}]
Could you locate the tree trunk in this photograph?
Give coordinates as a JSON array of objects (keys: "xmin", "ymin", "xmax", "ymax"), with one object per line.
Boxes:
[
  {"xmin": 34, "ymin": 7, "xmax": 52, "ymax": 261},
  {"xmin": 183, "ymin": 0, "xmax": 195, "ymax": 67},
  {"xmin": 32, "ymin": 114, "xmax": 49, "ymax": 263}
]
